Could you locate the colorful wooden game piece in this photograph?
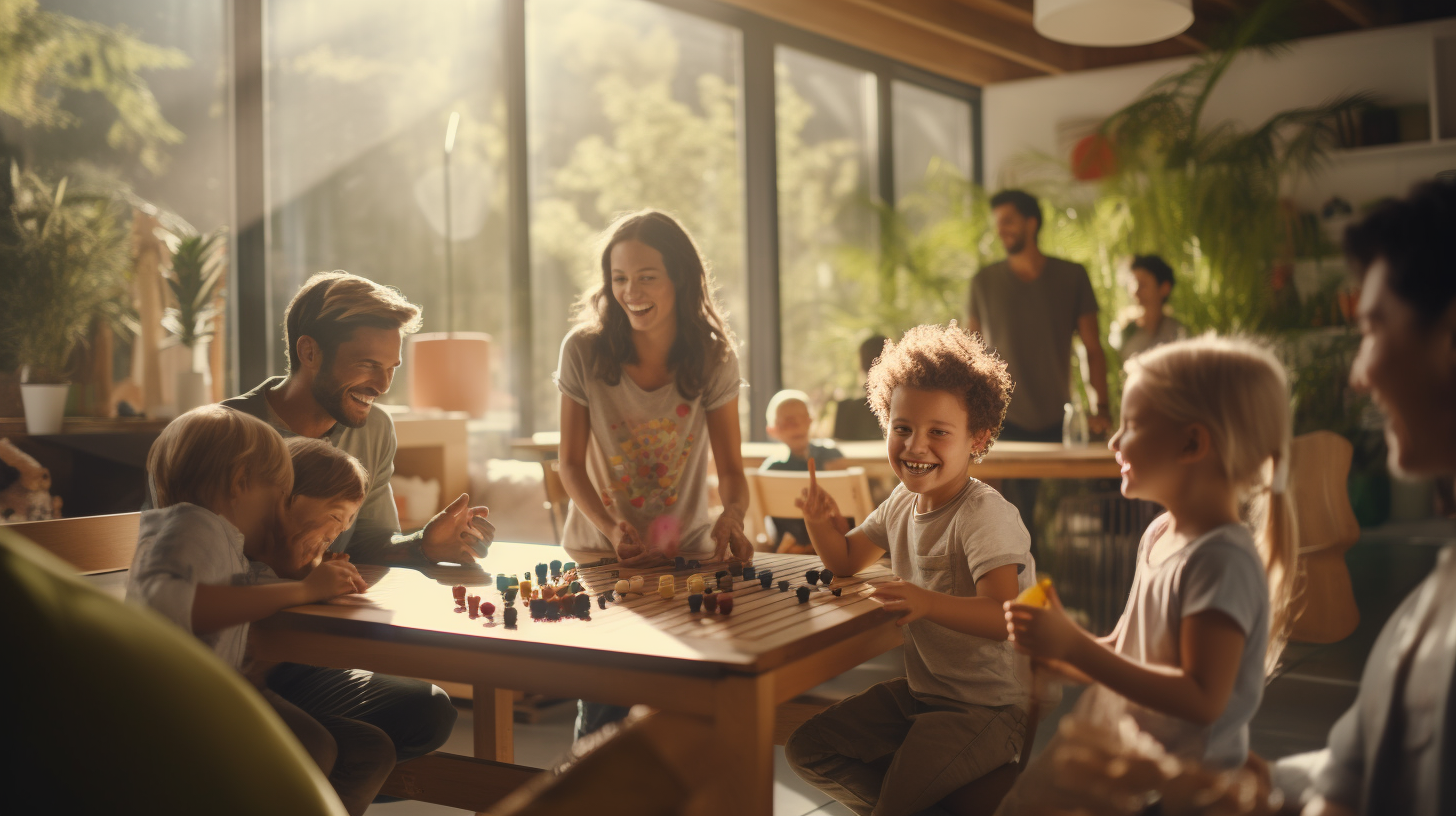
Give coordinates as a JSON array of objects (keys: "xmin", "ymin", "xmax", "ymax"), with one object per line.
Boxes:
[
  {"xmin": 820, "ymin": 569, "xmax": 834, "ymax": 584},
  {"xmin": 728, "ymin": 561, "xmax": 743, "ymax": 577},
  {"xmin": 687, "ymin": 575, "xmax": 706, "ymax": 594},
  {"xmin": 658, "ymin": 575, "xmax": 675, "ymax": 599},
  {"xmin": 520, "ymin": 579, "xmax": 534, "ymax": 599},
  {"xmin": 687, "ymin": 593, "xmax": 703, "ymax": 612},
  {"xmin": 605, "ymin": 589, "xmax": 616, "ymax": 602},
  {"xmin": 743, "ymin": 565, "xmax": 756, "ymax": 581},
  {"xmin": 629, "ymin": 575, "xmax": 645, "ymax": 593},
  {"xmin": 674, "ymin": 556, "xmax": 686, "ymax": 570},
  {"xmin": 541, "ymin": 584, "xmax": 557, "ymax": 601},
  {"xmin": 546, "ymin": 605, "xmax": 561, "ymax": 621},
  {"xmin": 778, "ymin": 580, "xmax": 789, "ymax": 592},
  {"xmin": 569, "ymin": 581, "xmax": 583, "ymax": 594},
  {"xmin": 535, "ymin": 563, "xmax": 548, "ymax": 582},
  {"xmin": 715, "ymin": 570, "xmax": 728, "ymax": 580},
  {"xmin": 760, "ymin": 573, "xmax": 773, "ymax": 589},
  {"xmin": 495, "ymin": 575, "xmax": 510, "ymax": 592},
  {"xmin": 557, "ymin": 591, "xmax": 575, "ymax": 610},
  {"xmin": 503, "ymin": 607, "xmax": 518, "ymax": 627},
  {"xmin": 467, "ymin": 595, "xmax": 481, "ymax": 616},
  {"xmin": 717, "ymin": 595, "xmax": 734, "ymax": 614},
  {"xmin": 717, "ymin": 575, "xmax": 733, "ymax": 592},
  {"xmin": 614, "ymin": 579, "xmax": 629, "ymax": 596},
  {"xmin": 452, "ymin": 585, "xmax": 467, "ymax": 601},
  {"xmin": 806, "ymin": 569, "xmax": 820, "ymax": 585},
  {"xmin": 574, "ymin": 594, "xmax": 592, "ymax": 617},
  {"xmin": 481, "ymin": 601, "xmax": 496, "ymax": 617},
  {"xmin": 530, "ymin": 599, "xmax": 547, "ymax": 618},
  {"xmin": 504, "ymin": 587, "xmax": 518, "ymax": 605},
  {"xmin": 688, "ymin": 560, "xmax": 700, "ymax": 569},
  {"xmin": 797, "ymin": 586, "xmax": 811, "ymax": 604},
  {"xmin": 703, "ymin": 591, "xmax": 718, "ymax": 613},
  {"xmin": 831, "ymin": 588, "xmax": 842, "ymax": 597},
  {"xmin": 597, "ymin": 594, "xmax": 608, "ymax": 610},
  {"xmin": 509, "ymin": 575, "xmax": 518, "ymax": 586},
  {"xmin": 564, "ymin": 561, "xmax": 576, "ymax": 572}
]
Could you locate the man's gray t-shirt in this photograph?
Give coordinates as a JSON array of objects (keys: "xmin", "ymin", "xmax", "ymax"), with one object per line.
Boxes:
[
  {"xmin": 967, "ymin": 258, "xmax": 1099, "ymax": 432},
  {"xmin": 1079, "ymin": 517, "xmax": 1269, "ymax": 769},
  {"xmin": 855, "ymin": 479, "xmax": 1034, "ymax": 707},
  {"xmin": 126, "ymin": 503, "xmax": 253, "ymax": 671},
  {"xmin": 554, "ymin": 325, "xmax": 742, "ymax": 565},
  {"xmin": 224, "ymin": 377, "xmax": 403, "ymax": 563}
]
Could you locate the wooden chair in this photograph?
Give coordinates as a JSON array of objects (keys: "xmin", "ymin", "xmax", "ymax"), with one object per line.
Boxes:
[
  {"xmin": 540, "ymin": 461, "xmax": 570, "ymax": 546},
  {"xmin": 743, "ymin": 467, "xmax": 875, "ymax": 548},
  {"xmin": 1289, "ymin": 430, "xmax": 1361, "ymax": 644},
  {"xmin": 6, "ymin": 511, "xmax": 141, "ymax": 574}
]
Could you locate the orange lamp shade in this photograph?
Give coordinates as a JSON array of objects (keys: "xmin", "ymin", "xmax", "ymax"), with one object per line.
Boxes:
[{"xmin": 408, "ymin": 332, "xmax": 491, "ymax": 417}]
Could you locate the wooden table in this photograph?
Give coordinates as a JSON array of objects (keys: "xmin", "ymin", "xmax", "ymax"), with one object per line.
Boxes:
[
  {"xmin": 513, "ymin": 432, "xmax": 1120, "ymax": 480},
  {"xmin": 251, "ymin": 542, "xmax": 902, "ymax": 813}
]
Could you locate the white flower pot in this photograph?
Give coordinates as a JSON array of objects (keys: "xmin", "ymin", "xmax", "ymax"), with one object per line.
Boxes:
[
  {"xmin": 20, "ymin": 383, "xmax": 70, "ymax": 435},
  {"xmin": 175, "ymin": 370, "xmax": 209, "ymax": 414}
]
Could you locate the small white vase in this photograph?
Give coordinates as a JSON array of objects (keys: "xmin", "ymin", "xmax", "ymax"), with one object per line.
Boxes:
[
  {"xmin": 20, "ymin": 383, "xmax": 70, "ymax": 435},
  {"xmin": 175, "ymin": 370, "xmax": 209, "ymax": 414}
]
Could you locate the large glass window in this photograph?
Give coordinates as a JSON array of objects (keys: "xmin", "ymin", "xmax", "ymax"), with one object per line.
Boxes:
[
  {"xmin": 892, "ymin": 80, "xmax": 974, "ymax": 223},
  {"xmin": 264, "ymin": 0, "xmax": 511, "ymax": 411},
  {"xmin": 527, "ymin": 0, "xmax": 746, "ymax": 432},
  {"xmin": 775, "ymin": 46, "xmax": 879, "ymax": 410}
]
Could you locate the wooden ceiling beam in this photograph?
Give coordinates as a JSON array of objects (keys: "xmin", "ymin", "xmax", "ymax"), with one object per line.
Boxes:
[
  {"xmin": 715, "ymin": 0, "xmax": 1047, "ymax": 84},
  {"xmin": 1322, "ymin": 0, "xmax": 1375, "ymax": 27}
]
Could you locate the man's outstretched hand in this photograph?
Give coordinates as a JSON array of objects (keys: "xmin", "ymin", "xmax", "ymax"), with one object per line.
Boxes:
[{"xmin": 421, "ymin": 494, "xmax": 494, "ymax": 563}]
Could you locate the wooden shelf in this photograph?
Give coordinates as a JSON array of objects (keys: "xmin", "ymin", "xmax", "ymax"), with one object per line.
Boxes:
[
  {"xmin": 1332, "ymin": 138, "xmax": 1456, "ymax": 159},
  {"xmin": 0, "ymin": 417, "xmax": 170, "ymax": 438}
]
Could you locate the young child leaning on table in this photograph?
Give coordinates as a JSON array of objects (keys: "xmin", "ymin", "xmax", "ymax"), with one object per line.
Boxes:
[
  {"xmin": 126, "ymin": 405, "xmax": 391, "ymax": 816},
  {"xmin": 785, "ymin": 323, "xmax": 1036, "ymax": 816},
  {"xmin": 994, "ymin": 337, "xmax": 1298, "ymax": 815}
]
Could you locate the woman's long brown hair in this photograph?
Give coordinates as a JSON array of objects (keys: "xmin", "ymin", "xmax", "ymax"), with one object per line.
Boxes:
[{"xmin": 573, "ymin": 209, "xmax": 735, "ymax": 400}]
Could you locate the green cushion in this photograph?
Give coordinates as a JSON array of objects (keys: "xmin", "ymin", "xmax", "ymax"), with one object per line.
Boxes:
[{"xmin": 1, "ymin": 526, "xmax": 346, "ymax": 815}]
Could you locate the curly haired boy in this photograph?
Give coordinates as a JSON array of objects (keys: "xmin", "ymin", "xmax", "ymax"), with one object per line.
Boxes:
[{"xmin": 786, "ymin": 323, "xmax": 1036, "ymax": 816}]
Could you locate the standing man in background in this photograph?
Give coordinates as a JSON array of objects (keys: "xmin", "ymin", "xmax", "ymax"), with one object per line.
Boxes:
[{"xmin": 966, "ymin": 189, "xmax": 1110, "ymax": 551}]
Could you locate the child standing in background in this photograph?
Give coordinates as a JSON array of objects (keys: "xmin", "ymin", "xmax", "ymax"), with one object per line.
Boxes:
[
  {"xmin": 1111, "ymin": 254, "xmax": 1187, "ymax": 360},
  {"xmin": 786, "ymin": 324, "xmax": 1034, "ymax": 816},
  {"xmin": 761, "ymin": 389, "xmax": 847, "ymax": 553},
  {"xmin": 127, "ymin": 406, "xmax": 390, "ymax": 816},
  {"xmin": 998, "ymin": 337, "xmax": 1298, "ymax": 814},
  {"xmin": 554, "ymin": 209, "xmax": 753, "ymax": 738}
]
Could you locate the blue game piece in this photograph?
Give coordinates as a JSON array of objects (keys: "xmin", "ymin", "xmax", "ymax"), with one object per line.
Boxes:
[
  {"xmin": 503, "ymin": 587, "xmax": 518, "ymax": 605},
  {"xmin": 503, "ymin": 607, "xmax": 518, "ymax": 627},
  {"xmin": 687, "ymin": 593, "xmax": 703, "ymax": 613},
  {"xmin": 797, "ymin": 586, "xmax": 811, "ymax": 604},
  {"xmin": 550, "ymin": 559, "xmax": 563, "ymax": 575},
  {"xmin": 508, "ymin": 575, "xmax": 519, "ymax": 586},
  {"xmin": 574, "ymin": 594, "xmax": 592, "ymax": 617},
  {"xmin": 778, "ymin": 580, "xmax": 789, "ymax": 592},
  {"xmin": 760, "ymin": 573, "xmax": 773, "ymax": 589},
  {"xmin": 496, "ymin": 575, "xmax": 510, "ymax": 592},
  {"xmin": 820, "ymin": 569, "xmax": 834, "ymax": 585},
  {"xmin": 806, "ymin": 569, "xmax": 821, "ymax": 586},
  {"xmin": 597, "ymin": 594, "xmax": 608, "ymax": 609},
  {"xmin": 534, "ymin": 564, "xmax": 548, "ymax": 582},
  {"xmin": 570, "ymin": 581, "xmax": 583, "ymax": 594},
  {"xmin": 674, "ymin": 556, "xmax": 686, "ymax": 569},
  {"xmin": 743, "ymin": 565, "xmax": 756, "ymax": 581},
  {"xmin": 564, "ymin": 561, "xmax": 576, "ymax": 571},
  {"xmin": 688, "ymin": 560, "xmax": 700, "ymax": 570}
]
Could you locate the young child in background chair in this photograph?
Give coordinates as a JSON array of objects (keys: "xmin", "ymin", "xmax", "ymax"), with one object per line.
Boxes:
[
  {"xmin": 997, "ymin": 336, "xmax": 1299, "ymax": 814},
  {"xmin": 1110, "ymin": 254, "xmax": 1187, "ymax": 361},
  {"xmin": 761, "ymin": 389, "xmax": 846, "ymax": 554},
  {"xmin": 126, "ymin": 406, "xmax": 391, "ymax": 816},
  {"xmin": 786, "ymin": 324, "xmax": 1035, "ymax": 816}
]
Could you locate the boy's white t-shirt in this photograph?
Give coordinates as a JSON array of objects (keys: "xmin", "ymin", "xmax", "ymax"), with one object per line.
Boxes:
[
  {"xmin": 1081, "ymin": 516, "xmax": 1270, "ymax": 769},
  {"xmin": 125, "ymin": 503, "xmax": 253, "ymax": 671},
  {"xmin": 855, "ymin": 479, "xmax": 1035, "ymax": 708},
  {"xmin": 554, "ymin": 325, "xmax": 743, "ymax": 565}
]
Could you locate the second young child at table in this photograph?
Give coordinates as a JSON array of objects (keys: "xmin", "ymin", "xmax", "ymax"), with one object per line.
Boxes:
[
  {"xmin": 554, "ymin": 209, "xmax": 754, "ymax": 739},
  {"xmin": 996, "ymin": 336, "xmax": 1299, "ymax": 814},
  {"xmin": 126, "ymin": 406, "xmax": 392, "ymax": 816},
  {"xmin": 786, "ymin": 323, "xmax": 1035, "ymax": 816}
]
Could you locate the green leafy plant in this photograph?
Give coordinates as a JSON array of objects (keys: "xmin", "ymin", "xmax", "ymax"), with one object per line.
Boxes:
[
  {"xmin": 0, "ymin": 0, "xmax": 189, "ymax": 174},
  {"xmin": 0, "ymin": 164, "xmax": 131, "ymax": 383},
  {"xmin": 160, "ymin": 229, "xmax": 225, "ymax": 351}
]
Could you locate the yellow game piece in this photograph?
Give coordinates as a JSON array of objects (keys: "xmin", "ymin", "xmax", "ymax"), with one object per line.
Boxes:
[
  {"xmin": 615, "ymin": 579, "xmax": 630, "ymax": 596},
  {"xmin": 658, "ymin": 575, "xmax": 675, "ymax": 599},
  {"xmin": 520, "ymin": 579, "xmax": 533, "ymax": 600},
  {"xmin": 1016, "ymin": 578, "xmax": 1054, "ymax": 608},
  {"xmin": 687, "ymin": 575, "xmax": 706, "ymax": 595}
]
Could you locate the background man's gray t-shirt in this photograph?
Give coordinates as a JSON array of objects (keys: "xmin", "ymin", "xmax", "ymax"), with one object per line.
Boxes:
[
  {"xmin": 1079, "ymin": 517, "xmax": 1270, "ymax": 769},
  {"xmin": 554, "ymin": 325, "xmax": 742, "ymax": 565},
  {"xmin": 855, "ymin": 479, "xmax": 1035, "ymax": 707},
  {"xmin": 967, "ymin": 258, "xmax": 1099, "ymax": 432}
]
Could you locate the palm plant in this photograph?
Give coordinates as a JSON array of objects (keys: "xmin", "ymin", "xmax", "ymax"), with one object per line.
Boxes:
[
  {"xmin": 160, "ymin": 229, "xmax": 225, "ymax": 353},
  {"xmin": 0, "ymin": 164, "xmax": 131, "ymax": 383}
]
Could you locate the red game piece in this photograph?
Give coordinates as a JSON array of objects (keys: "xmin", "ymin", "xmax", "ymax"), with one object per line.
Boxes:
[
  {"xmin": 703, "ymin": 591, "xmax": 718, "ymax": 613},
  {"xmin": 467, "ymin": 595, "xmax": 480, "ymax": 616},
  {"xmin": 541, "ymin": 585, "xmax": 557, "ymax": 601},
  {"xmin": 717, "ymin": 595, "xmax": 735, "ymax": 614},
  {"xmin": 453, "ymin": 585, "xmax": 467, "ymax": 601},
  {"xmin": 480, "ymin": 601, "xmax": 496, "ymax": 617}
]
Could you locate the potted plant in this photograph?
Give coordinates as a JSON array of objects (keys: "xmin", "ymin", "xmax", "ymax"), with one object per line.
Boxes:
[
  {"xmin": 0, "ymin": 166, "xmax": 130, "ymax": 434},
  {"xmin": 160, "ymin": 228, "xmax": 225, "ymax": 413}
]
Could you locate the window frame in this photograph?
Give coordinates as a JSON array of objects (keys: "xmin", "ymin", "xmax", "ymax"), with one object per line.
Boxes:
[{"xmin": 230, "ymin": 0, "xmax": 981, "ymax": 441}]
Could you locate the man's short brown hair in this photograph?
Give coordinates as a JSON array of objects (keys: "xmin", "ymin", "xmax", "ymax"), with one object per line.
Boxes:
[
  {"xmin": 149, "ymin": 405, "xmax": 292, "ymax": 509},
  {"xmin": 866, "ymin": 324, "xmax": 1012, "ymax": 459},
  {"xmin": 283, "ymin": 271, "xmax": 423, "ymax": 373}
]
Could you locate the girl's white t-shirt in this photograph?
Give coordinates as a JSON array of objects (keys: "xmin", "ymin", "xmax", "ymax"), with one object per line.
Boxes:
[
  {"xmin": 554, "ymin": 325, "xmax": 742, "ymax": 564},
  {"xmin": 1079, "ymin": 515, "xmax": 1270, "ymax": 769}
]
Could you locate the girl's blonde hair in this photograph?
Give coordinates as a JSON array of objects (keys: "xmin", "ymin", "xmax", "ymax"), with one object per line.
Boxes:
[
  {"xmin": 148, "ymin": 405, "xmax": 293, "ymax": 509},
  {"xmin": 286, "ymin": 437, "xmax": 368, "ymax": 503},
  {"xmin": 1127, "ymin": 336, "xmax": 1301, "ymax": 674}
]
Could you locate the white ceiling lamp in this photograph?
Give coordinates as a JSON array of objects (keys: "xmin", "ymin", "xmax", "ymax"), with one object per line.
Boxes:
[{"xmin": 1034, "ymin": 0, "xmax": 1193, "ymax": 47}]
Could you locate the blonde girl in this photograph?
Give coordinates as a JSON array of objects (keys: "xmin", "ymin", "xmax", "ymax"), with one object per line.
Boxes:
[{"xmin": 998, "ymin": 336, "xmax": 1299, "ymax": 811}]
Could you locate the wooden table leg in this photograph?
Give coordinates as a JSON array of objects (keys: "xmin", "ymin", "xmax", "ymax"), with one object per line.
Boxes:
[
  {"xmin": 709, "ymin": 675, "xmax": 775, "ymax": 816},
  {"xmin": 473, "ymin": 684, "xmax": 515, "ymax": 764}
]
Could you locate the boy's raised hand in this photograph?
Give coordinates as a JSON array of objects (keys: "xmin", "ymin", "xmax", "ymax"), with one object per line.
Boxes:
[
  {"xmin": 1004, "ymin": 583, "xmax": 1083, "ymax": 661},
  {"xmin": 303, "ymin": 558, "xmax": 368, "ymax": 602},
  {"xmin": 795, "ymin": 459, "xmax": 843, "ymax": 524},
  {"xmin": 873, "ymin": 579, "xmax": 936, "ymax": 626}
]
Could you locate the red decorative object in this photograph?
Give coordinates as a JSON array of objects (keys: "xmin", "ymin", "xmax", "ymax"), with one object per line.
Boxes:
[{"xmin": 1071, "ymin": 134, "xmax": 1116, "ymax": 181}]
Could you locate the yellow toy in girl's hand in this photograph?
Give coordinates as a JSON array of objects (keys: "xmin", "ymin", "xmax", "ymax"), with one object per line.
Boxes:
[{"xmin": 1016, "ymin": 577, "xmax": 1054, "ymax": 609}]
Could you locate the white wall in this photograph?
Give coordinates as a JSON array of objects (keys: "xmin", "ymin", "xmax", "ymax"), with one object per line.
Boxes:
[{"xmin": 983, "ymin": 19, "xmax": 1456, "ymax": 210}]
